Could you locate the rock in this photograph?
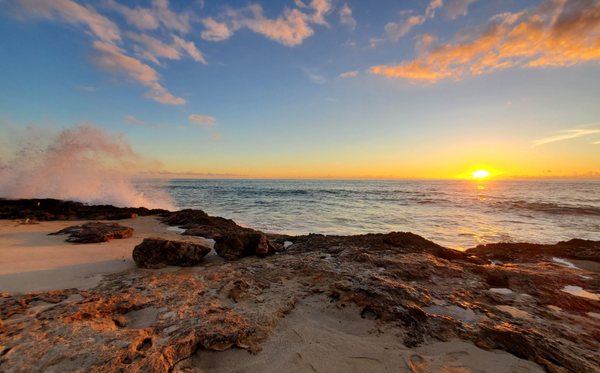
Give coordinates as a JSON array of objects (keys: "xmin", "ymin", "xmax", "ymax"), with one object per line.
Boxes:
[
  {"xmin": 162, "ymin": 209, "xmax": 246, "ymax": 238},
  {"xmin": 1, "ymin": 200, "xmax": 599, "ymax": 372},
  {"xmin": 467, "ymin": 239, "xmax": 600, "ymax": 263},
  {"xmin": 132, "ymin": 238, "xmax": 212, "ymax": 268},
  {"xmin": 49, "ymin": 222, "xmax": 134, "ymax": 243},
  {"xmin": 0, "ymin": 198, "xmax": 168, "ymax": 221},
  {"xmin": 214, "ymin": 232, "xmax": 277, "ymax": 260}
]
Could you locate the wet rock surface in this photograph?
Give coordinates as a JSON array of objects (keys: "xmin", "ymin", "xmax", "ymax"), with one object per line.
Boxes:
[
  {"xmin": 132, "ymin": 238, "xmax": 212, "ymax": 268},
  {"xmin": 0, "ymin": 201, "xmax": 599, "ymax": 372},
  {"xmin": 50, "ymin": 222, "xmax": 134, "ymax": 243},
  {"xmin": 468, "ymin": 239, "xmax": 600, "ymax": 262},
  {"xmin": 0, "ymin": 198, "xmax": 167, "ymax": 221}
]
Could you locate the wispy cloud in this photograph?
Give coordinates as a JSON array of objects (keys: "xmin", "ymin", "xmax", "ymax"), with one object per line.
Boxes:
[
  {"xmin": 189, "ymin": 114, "xmax": 216, "ymax": 127},
  {"xmin": 108, "ymin": 0, "xmax": 193, "ymax": 33},
  {"xmin": 200, "ymin": 1, "xmax": 335, "ymax": 47},
  {"xmin": 9, "ymin": 0, "xmax": 121, "ymax": 43},
  {"xmin": 339, "ymin": 3, "xmax": 356, "ymax": 30},
  {"xmin": 445, "ymin": 0, "xmax": 477, "ymax": 19},
  {"xmin": 338, "ymin": 70, "xmax": 359, "ymax": 79},
  {"xmin": 7, "ymin": 0, "xmax": 202, "ymax": 106},
  {"xmin": 304, "ymin": 69, "xmax": 327, "ymax": 84},
  {"xmin": 372, "ymin": 0, "xmax": 600, "ymax": 83},
  {"xmin": 123, "ymin": 115, "xmax": 165, "ymax": 128},
  {"xmin": 201, "ymin": 18, "xmax": 233, "ymax": 41},
  {"xmin": 369, "ymin": 37, "xmax": 384, "ymax": 48},
  {"xmin": 385, "ymin": 0, "xmax": 442, "ymax": 42},
  {"xmin": 533, "ymin": 128, "xmax": 600, "ymax": 147},
  {"xmin": 92, "ymin": 41, "xmax": 185, "ymax": 105}
]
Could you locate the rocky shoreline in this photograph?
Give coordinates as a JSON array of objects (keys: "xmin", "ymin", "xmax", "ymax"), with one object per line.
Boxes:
[{"xmin": 0, "ymin": 199, "xmax": 599, "ymax": 372}]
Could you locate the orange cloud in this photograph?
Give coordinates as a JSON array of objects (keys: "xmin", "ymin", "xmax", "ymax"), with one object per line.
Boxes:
[
  {"xmin": 10, "ymin": 0, "xmax": 120, "ymax": 43},
  {"xmin": 338, "ymin": 70, "xmax": 359, "ymax": 78},
  {"xmin": 200, "ymin": 1, "xmax": 334, "ymax": 47},
  {"xmin": 189, "ymin": 114, "xmax": 217, "ymax": 127},
  {"xmin": 372, "ymin": 0, "xmax": 600, "ymax": 82},
  {"xmin": 93, "ymin": 41, "xmax": 185, "ymax": 105}
]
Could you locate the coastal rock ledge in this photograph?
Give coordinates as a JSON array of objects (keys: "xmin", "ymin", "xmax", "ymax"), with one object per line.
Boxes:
[{"xmin": 0, "ymin": 199, "xmax": 598, "ymax": 372}]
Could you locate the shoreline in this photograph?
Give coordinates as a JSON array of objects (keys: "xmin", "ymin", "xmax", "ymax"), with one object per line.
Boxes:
[{"xmin": 0, "ymin": 199, "xmax": 599, "ymax": 372}]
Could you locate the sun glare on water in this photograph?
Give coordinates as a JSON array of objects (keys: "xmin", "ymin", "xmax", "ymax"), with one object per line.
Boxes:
[{"xmin": 471, "ymin": 169, "xmax": 491, "ymax": 179}]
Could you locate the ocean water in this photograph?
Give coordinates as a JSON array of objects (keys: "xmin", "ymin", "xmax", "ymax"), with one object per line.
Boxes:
[{"xmin": 137, "ymin": 179, "xmax": 600, "ymax": 250}]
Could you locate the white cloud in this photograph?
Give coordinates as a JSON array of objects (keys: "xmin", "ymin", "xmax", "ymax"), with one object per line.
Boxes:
[
  {"xmin": 93, "ymin": 41, "xmax": 185, "ymax": 105},
  {"xmin": 309, "ymin": 0, "xmax": 333, "ymax": 26},
  {"xmin": 338, "ymin": 70, "xmax": 358, "ymax": 78},
  {"xmin": 200, "ymin": 1, "xmax": 334, "ymax": 47},
  {"xmin": 425, "ymin": 0, "xmax": 443, "ymax": 19},
  {"xmin": 445, "ymin": 0, "xmax": 476, "ymax": 19},
  {"xmin": 106, "ymin": 0, "xmax": 159, "ymax": 30},
  {"xmin": 201, "ymin": 18, "xmax": 233, "ymax": 41},
  {"xmin": 128, "ymin": 32, "xmax": 181, "ymax": 64},
  {"xmin": 304, "ymin": 69, "xmax": 326, "ymax": 84},
  {"xmin": 171, "ymin": 35, "xmax": 207, "ymax": 64},
  {"xmin": 10, "ymin": 0, "xmax": 121, "ymax": 43},
  {"xmin": 369, "ymin": 37, "xmax": 384, "ymax": 48},
  {"xmin": 189, "ymin": 114, "xmax": 217, "ymax": 127},
  {"xmin": 533, "ymin": 129, "xmax": 600, "ymax": 147},
  {"xmin": 339, "ymin": 3, "xmax": 356, "ymax": 30},
  {"xmin": 8, "ymin": 0, "xmax": 197, "ymax": 106},
  {"xmin": 124, "ymin": 115, "xmax": 145, "ymax": 125},
  {"xmin": 152, "ymin": 0, "xmax": 192, "ymax": 34},
  {"xmin": 385, "ymin": 0, "xmax": 444, "ymax": 42},
  {"xmin": 385, "ymin": 15, "xmax": 425, "ymax": 42}
]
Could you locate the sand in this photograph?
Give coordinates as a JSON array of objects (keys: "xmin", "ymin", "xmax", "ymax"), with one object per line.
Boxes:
[
  {"xmin": 193, "ymin": 296, "xmax": 543, "ymax": 372},
  {"xmin": 0, "ymin": 216, "xmax": 212, "ymax": 293}
]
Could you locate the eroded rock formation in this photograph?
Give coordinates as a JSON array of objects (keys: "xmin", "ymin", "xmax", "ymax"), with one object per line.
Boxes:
[
  {"xmin": 50, "ymin": 222, "xmax": 134, "ymax": 243},
  {"xmin": 132, "ymin": 238, "xmax": 212, "ymax": 268},
  {"xmin": 0, "ymin": 198, "xmax": 167, "ymax": 221}
]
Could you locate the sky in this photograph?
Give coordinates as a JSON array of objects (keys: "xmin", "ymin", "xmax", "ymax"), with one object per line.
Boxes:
[{"xmin": 0, "ymin": 0, "xmax": 599, "ymax": 179}]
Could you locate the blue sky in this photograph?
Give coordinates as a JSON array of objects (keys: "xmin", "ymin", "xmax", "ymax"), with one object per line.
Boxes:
[{"xmin": 0, "ymin": 0, "xmax": 599, "ymax": 178}]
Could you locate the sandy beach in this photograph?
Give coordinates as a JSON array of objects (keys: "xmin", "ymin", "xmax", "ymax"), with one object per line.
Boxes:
[{"xmin": 0, "ymin": 217, "xmax": 212, "ymax": 293}]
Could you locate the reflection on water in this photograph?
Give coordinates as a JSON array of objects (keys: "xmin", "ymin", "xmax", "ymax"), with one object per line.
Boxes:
[{"xmin": 135, "ymin": 179, "xmax": 600, "ymax": 249}]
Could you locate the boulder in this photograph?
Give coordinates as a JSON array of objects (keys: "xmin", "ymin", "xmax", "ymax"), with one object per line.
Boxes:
[
  {"xmin": 49, "ymin": 222, "xmax": 133, "ymax": 243},
  {"xmin": 133, "ymin": 238, "xmax": 212, "ymax": 268},
  {"xmin": 214, "ymin": 232, "xmax": 277, "ymax": 260}
]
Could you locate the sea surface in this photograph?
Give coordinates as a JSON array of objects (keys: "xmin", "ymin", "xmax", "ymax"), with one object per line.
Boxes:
[{"xmin": 137, "ymin": 179, "xmax": 600, "ymax": 250}]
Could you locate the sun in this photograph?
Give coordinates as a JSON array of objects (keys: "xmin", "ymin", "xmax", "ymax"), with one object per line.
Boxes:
[{"xmin": 471, "ymin": 169, "xmax": 491, "ymax": 179}]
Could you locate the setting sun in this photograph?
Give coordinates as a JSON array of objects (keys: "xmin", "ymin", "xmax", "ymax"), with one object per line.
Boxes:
[{"xmin": 472, "ymin": 169, "xmax": 491, "ymax": 179}]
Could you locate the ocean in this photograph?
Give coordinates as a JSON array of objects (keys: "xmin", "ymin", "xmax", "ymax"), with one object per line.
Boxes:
[{"xmin": 137, "ymin": 179, "xmax": 600, "ymax": 250}]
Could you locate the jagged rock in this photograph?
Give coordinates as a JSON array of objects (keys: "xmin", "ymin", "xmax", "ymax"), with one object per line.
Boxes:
[
  {"xmin": 0, "ymin": 198, "xmax": 168, "ymax": 221},
  {"xmin": 214, "ymin": 232, "xmax": 278, "ymax": 260},
  {"xmin": 2, "ymin": 233, "xmax": 598, "ymax": 372},
  {"xmin": 162, "ymin": 209, "xmax": 248, "ymax": 238},
  {"xmin": 467, "ymin": 239, "xmax": 600, "ymax": 262},
  {"xmin": 1, "ymin": 200, "xmax": 599, "ymax": 372},
  {"xmin": 132, "ymin": 238, "xmax": 212, "ymax": 268},
  {"xmin": 50, "ymin": 222, "xmax": 134, "ymax": 243}
]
